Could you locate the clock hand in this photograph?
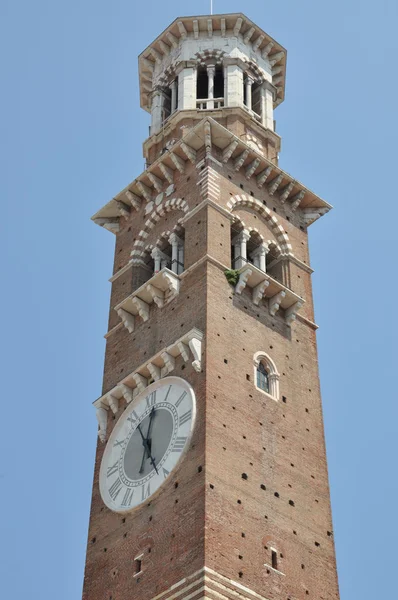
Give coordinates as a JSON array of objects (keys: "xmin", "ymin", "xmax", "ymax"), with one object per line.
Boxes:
[
  {"xmin": 137, "ymin": 422, "xmax": 159, "ymax": 475},
  {"xmin": 138, "ymin": 407, "xmax": 156, "ymax": 473}
]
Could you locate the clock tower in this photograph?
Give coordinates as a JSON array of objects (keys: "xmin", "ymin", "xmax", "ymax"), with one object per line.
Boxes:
[{"xmin": 83, "ymin": 13, "xmax": 340, "ymax": 600}]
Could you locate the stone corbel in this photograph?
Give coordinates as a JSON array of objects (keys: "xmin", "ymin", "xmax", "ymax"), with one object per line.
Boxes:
[
  {"xmin": 252, "ymin": 34, "xmax": 264, "ymax": 52},
  {"xmin": 146, "ymin": 283, "xmax": 164, "ymax": 308},
  {"xmin": 161, "ymin": 351, "xmax": 176, "ymax": 376},
  {"xmin": 243, "ymin": 26, "xmax": 255, "ymax": 44},
  {"xmin": 169, "ymin": 152, "xmax": 186, "ymax": 173},
  {"xmin": 147, "ymin": 172, "xmax": 163, "ymax": 193},
  {"xmin": 180, "ymin": 142, "xmax": 197, "ymax": 164},
  {"xmin": 136, "ymin": 181, "xmax": 152, "ymax": 203},
  {"xmin": 186, "ymin": 332, "xmax": 203, "ymax": 373},
  {"xmin": 166, "ymin": 32, "xmax": 178, "ymax": 49},
  {"xmin": 290, "ymin": 190, "xmax": 305, "ymax": 211},
  {"xmin": 131, "ymin": 297, "xmax": 150, "ymax": 321},
  {"xmin": 177, "ymin": 341, "xmax": 190, "ymax": 362},
  {"xmin": 222, "ymin": 139, "xmax": 239, "ymax": 163},
  {"xmin": 262, "ymin": 41, "xmax": 274, "ymax": 58},
  {"xmin": 117, "ymin": 308, "xmax": 135, "ymax": 333},
  {"xmin": 269, "ymin": 290, "xmax": 286, "ymax": 316},
  {"xmin": 119, "ymin": 384, "xmax": 134, "ymax": 403},
  {"xmin": 245, "ymin": 158, "xmax": 261, "ymax": 179},
  {"xmin": 285, "ymin": 301, "xmax": 304, "ymax": 326},
  {"xmin": 133, "ymin": 373, "xmax": 147, "ymax": 393},
  {"xmin": 125, "ymin": 190, "xmax": 142, "ymax": 211},
  {"xmin": 234, "ymin": 149, "xmax": 250, "ymax": 171},
  {"xmin": 158, "ymin": 163, "xmax": 174, "ymax": 184},
  {"xmin": 269, "ymin": 51, "xmax": 285, "ymax": 67},
  {"xmin": 107, "ymin": 394, "xmax": 119, "ymax": 415},
  {"xmin": 257, "ymin": 166, "xmax": 273, "ymax": 188},
  {"xmin": 162, "ymin": 271, "xmax": 180, "ymax": 298},
  {"xmin": 268, "ymin": 174, "xmax": 283, "ymax": 196},
  {"xmin": 253, "ymin": 280, "xmax": 270, "ymax": 306},
  {"xmin": 117, "ymin": 201, "xmax": 131, "ymax": 218},
  {"xmin": 147, "ymin": 362, "xmax": 161, "ymax": 381},
  {"xmin": 236, "ymin": 268, "xmax": 253, "ymax": 294},
  {"xmin": 302, "ymin": 208, "xmax": 329, "ymax": 225},
  {"xmin": 93, "ymin": 218, "xmax": 120, "ymax": 233},
  {"xmin": 279, "ymin": 182, "xmax": 295, "ymax": 204},
  {"xmin": 96, "ymin": 406, "xmax": 108, "ymax": 442}
]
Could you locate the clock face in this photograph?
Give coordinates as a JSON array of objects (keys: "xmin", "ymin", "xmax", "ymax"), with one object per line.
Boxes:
[{"xmin": 99, "ymin": 377, "xmax": 196, "ymax": 513}]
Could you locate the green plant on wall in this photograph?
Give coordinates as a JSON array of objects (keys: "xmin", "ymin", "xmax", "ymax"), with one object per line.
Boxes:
[{"xmin": 224, "ymin": 269, "xmax": 240, "ymax": 286}]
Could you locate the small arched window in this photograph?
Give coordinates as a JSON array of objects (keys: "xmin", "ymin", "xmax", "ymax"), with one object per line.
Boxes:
[
  {"xmin": 253, "ymin": 352, "xmax": 280, "ymax": 400},
  {"xmin": 257, "ymin": 362, "xmax": 269, "ymax": 393}
]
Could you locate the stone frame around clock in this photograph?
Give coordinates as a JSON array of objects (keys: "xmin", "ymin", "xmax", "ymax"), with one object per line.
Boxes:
[{"xmin": 98, "ymin": 376, "xmax": 197, "ymax": 514}]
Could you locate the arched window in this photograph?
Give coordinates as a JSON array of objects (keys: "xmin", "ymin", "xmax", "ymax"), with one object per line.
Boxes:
[
  {"xmin": 257, "ymin": 361, "xmax": 269, "ymax": 393},
  {"xmin": 253, "ymin": 352, "xmax": 280, "ymax": 400}
]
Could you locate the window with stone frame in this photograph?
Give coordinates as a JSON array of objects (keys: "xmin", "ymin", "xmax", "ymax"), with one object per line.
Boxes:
[{"xmin": 253, "ymin": 352, "xmax": 280, "ymax": 400}]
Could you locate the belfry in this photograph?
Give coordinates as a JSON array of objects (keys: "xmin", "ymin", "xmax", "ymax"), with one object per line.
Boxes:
[{"xmin": 83, "ymin": 13, "xmax": 340, "ymax": 600}]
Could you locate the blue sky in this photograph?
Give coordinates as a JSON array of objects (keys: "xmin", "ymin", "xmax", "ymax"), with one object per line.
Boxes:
[{"xmin": 1, "ymin": 1, "xmax": 397, "ymax": 599}]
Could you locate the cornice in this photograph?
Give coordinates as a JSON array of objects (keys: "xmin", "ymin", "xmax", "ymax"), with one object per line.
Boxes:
[{"xmin": 92, "ymin": 117, "xmax": 331, "ymax": 234}]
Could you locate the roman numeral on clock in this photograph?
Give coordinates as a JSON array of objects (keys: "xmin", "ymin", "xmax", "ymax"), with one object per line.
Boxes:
[
  {"xmin": 172, "ymin": 436, "xmax": 187, "ymax": 453},
  {"xmin": 162, "ymin": 467, "xmax": 170, "ymax": 479},
  {"xmin": 141, "ymin": 482, "xmax": 151, "ymax": 501},
  {"xmin": 179, "ymin": 410, "xmax": 191, "ymax": 427},
  {"xmin": 113, "ymin": 439, "xmax": 124, "ymax": 448},
  {"xmin": 175, "ymin": 391, "xmax": 187, "ymax": 408},
  {"xmin": 127, "ymin": 410, "xmax": 139, "ymax": 427},
  {"xmin": 108, "ymin": 477, "xmax": 123, "ymax": 501},
  {"xmin": 145, "ymin": 391, "xmax": 157, "ymax": 408},
  {"xmin": 121, "ymin": 487, "xmax": 134, "ymax": 507},
  {"xmin": 107, "ymin": 461, "xmax": 119, "ymax": 478}
]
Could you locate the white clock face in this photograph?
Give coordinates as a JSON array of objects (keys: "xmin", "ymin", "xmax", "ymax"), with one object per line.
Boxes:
[{"xmin": 99, "ymin": 377, "xmax": 196, "ymax": 513}]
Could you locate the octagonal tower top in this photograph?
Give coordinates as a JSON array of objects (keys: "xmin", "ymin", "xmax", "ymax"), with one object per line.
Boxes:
[{"xmin": 139, "ymin": 13, "xmax": 286, "ymax": 153}]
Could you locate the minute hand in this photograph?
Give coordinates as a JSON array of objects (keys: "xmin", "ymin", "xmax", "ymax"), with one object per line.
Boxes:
[{"xmin": 137, "ymin": 423, "xmax": 158, "ymax": 475}]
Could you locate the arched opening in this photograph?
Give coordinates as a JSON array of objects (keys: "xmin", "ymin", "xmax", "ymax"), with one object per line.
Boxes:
[
  {"xmin": 197, "ymin": 66, "xmax": 225, "ymax": 109},
  {"xmin": 214, "ymin": 66, "xmax": 224, "ymax": 103},
  {"xmin": 196, "ymin": 67, "xmax": 209, "ymax": 103}
]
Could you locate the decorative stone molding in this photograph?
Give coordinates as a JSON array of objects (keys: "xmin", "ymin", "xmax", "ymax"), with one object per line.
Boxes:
[
  {"xmin": 93, "ymin": 328, "xmax": 204, "ymax": 440},
  {"xmin": 227, "ymin": 194, "xmax": 292, "ymax": 254},
  {"xmin": 253, "ymin": 351, "xmax": 280, "ymax": 400},
  {"xmin": 115, "ymin": 268, "xmax": 180, "ymax": 334},
  {"xmin": 197, "ymin": 165, "xmax": 221, "ymax": 203},
  {"xmin": 130, "ymin": 197, "xmax": 189, "ymax": 265},
  {"xmin": 234, "ymin": 263, "xmax": 304, "ymax": 324}
]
